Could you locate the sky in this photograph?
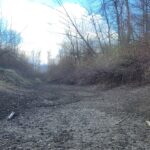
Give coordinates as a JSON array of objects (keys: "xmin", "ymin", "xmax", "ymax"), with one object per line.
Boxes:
[{"xmin": 0, "ymin": 0, "xmax": 101, "ymax": 64}]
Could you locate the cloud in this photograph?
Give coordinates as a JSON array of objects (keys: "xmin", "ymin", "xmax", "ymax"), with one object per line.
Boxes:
[
  {"xmin": 1, "ymin": 0, "xmax": 91, "ymax": 63},
  {"xmin": 0, "ymin": 0, "xmax": 116, "ymax": 64}
]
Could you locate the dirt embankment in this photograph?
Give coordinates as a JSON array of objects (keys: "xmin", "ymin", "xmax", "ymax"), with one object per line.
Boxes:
[{"xmin": 0, "ymin": 84, "xmax": 150, "ymax": 149}]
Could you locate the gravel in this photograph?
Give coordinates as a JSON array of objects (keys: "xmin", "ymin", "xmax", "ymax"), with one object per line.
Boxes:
[{"xmin": 0, "ymin": 84, "xmax": 150, "ymax": 149}]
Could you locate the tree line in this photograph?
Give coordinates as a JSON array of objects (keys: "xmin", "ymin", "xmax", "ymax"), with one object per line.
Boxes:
[{"xmin": 47, "ymin": 0, "xmax": 150, "ymax": 85}]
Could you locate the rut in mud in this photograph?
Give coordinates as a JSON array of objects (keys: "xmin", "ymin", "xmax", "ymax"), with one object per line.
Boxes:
[{"xmin": 0, "ymin": 84, "xmax": 150, "ymax": 149}]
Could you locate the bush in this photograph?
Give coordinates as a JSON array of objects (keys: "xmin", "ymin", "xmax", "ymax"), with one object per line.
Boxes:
[
  {"xmin": 47, "ymin": 45, "xmax": 150, "ymax": 86},
  {"xmin": 0, "ymin": 49, "xmax": 35, "ymax": 78}
]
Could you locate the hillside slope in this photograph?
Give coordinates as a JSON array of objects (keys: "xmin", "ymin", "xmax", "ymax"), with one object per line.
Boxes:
[{"xmin": 0, "ymin": 68, "xmax": 36, "ymax": 120}]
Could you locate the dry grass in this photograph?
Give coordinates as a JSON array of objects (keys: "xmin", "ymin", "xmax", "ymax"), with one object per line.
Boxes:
[{"xmin": 47, "ymin": 44, "xmax": 150, "ymax": 86}]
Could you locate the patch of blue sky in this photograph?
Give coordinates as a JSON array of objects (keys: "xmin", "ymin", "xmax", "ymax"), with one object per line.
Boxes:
[
  {"xmin": 59, "ymin": 0, "xmax": 99, "ymax": 13},
  {"xmin": 28, "ymin": 0, "xmax": 99, "ymax": 13}
]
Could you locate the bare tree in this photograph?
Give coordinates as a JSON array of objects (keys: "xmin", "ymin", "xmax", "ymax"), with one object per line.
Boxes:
[
  {"xmin": 56, "ymin": 0, "xmax": 96, "ymax": 56},
  {"xmin": 101, "ymin": 0, "xmax": 112, "ymax": 47},
  {"xmin": 31, "ymin": 50, "xmax": 41, "ymax": 72},
  {"xmin": 91, "ymin": 14, "xmax": 104, "ymax": 53},
  {"xmin": 125, "ymin": 0, "xmax": 132, "ymax": 44}
]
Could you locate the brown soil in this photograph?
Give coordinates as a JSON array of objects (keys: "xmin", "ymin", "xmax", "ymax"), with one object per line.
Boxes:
[{"xmin": 0, "ymin": 84, "xmax": 150, "ymax": 149}]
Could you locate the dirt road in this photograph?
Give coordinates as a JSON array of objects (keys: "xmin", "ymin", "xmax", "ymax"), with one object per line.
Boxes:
[{"xmin": 0, "ymin": 84, "xmax": 150, "ymax": 149}]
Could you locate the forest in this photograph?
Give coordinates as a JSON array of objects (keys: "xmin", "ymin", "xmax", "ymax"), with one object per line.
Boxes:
[
  {"xmin": 47, "ymin": 0, "xmax": 150, "ymax": 85},
  {"xmin": 0, "ymin": 0, "xmax": 150, "ymax": 86}
]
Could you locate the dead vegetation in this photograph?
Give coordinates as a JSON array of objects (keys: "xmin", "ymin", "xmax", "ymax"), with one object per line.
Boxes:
[
  {"xmin": 47, "ymin": 48, "xmax": 150, "ymax": 86},
  {"xmin": 47, "ymin": 0, "xmax": 150, "ymax": 86},
  {"xmin": 0, "ymin": 18, "xmax": 42, "ymax": 81}
]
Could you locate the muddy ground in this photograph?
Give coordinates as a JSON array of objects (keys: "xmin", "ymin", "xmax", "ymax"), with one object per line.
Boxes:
[{"xmin": 0, "ymin": 84, "xmax": 150, "ymax": 149}]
